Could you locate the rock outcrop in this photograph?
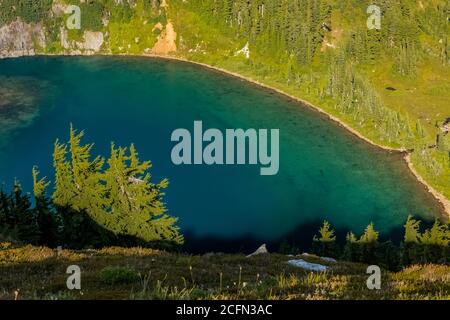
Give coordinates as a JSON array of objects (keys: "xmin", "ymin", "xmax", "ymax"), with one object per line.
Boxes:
[
  {"xmin": 82, "ymin": 31, "xmax": 104, "ymax": 53},
  {"xmin": 0, "ymin": 20, "xmax": 46, "ymax": 58},
  {"xmin": 287, "ymin": 259, "xmax": 328, "ymax": 272},
  {"xmin": 152, "ymin": 21, "xmax": 177, "ymax": 55},
  {"xmin": 246, "ymin": 244, "xmax": 269, "ymax": 257}
]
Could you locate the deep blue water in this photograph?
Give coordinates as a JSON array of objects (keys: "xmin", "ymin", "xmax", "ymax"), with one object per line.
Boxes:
[{"xmin": 0, "ymin": 56, "xmax": 444, "ymax": 251}]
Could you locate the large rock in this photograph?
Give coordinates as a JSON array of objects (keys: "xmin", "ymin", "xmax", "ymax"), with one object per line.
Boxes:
[
  {"xmin": 246, "ymin": 244, "xmax": 268, "ymax": 257},
  {"xmin": 0, "ymin": 20, "xmax": 46, "ymax": 58},
  {"xmin": 152, "ymin": 21, "xmax": 177, "ymax": 55},
  {"xmin": 320, "ymin": 257, "xmax": 337, "ymax": 263},
  {"xmin": 82, "ymin": 31, "xmax": 104, "ymax": 52},
  {"xmin": 287, "ymin": 259, "xmax": 328, "ymax": 272}
]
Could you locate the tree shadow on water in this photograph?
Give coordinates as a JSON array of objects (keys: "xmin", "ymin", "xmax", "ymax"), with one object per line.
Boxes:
[{"xmin": 181, "ymin": 219, "xmax": 415, "ymax": 255}]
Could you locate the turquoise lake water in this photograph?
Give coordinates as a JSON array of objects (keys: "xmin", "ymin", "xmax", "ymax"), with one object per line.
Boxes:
[{"xmin": 0, "ymin": 56, "xmax": 444, "ymax": 251}]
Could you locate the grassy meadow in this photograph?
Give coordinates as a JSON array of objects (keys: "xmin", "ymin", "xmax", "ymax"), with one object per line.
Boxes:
[{"xmin": 0, "ymin": 243, "xmax": 449, "ymax": 300}]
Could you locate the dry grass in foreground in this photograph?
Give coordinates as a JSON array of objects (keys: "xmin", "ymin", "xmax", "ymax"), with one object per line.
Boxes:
[{"xmin": 0, "ymin": 243, "xmax": 448, "ymax": 300}]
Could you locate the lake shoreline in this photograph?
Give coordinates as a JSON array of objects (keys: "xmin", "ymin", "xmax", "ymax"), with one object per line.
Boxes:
[
  {"xmin": 144, "ymin": 54, "xmax": 450, "ymax": 218},
  {"xmin": 1, "ymin": 52, "xmax": 449, "ymax": 217}
]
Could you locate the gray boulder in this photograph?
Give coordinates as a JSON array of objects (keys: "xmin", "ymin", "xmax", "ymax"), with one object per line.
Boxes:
[{"xmin": 246, "ymin": 244, "xmax": 268, "ymax": 257}]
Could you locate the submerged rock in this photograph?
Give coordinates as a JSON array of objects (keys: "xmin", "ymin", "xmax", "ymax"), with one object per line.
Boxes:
[
  {"xmin": 0, "ymin": 76, "xmax": 50, "ymax": 136},
  {"xmin": 287, "ymin": 259, "xmax": 328, "ymax": 272}
]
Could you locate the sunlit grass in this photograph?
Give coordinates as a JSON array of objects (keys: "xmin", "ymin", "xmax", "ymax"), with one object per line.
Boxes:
[{"xmin": 0, "ymin": 244, "xmax": 448, "ymax": 300}]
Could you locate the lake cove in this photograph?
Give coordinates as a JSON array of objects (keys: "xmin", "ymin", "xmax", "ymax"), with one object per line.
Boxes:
[
  {"xmin": 0, "ymin": 56, "xmax": 445, "ymax": 252},
  {"xmin": 170, "ymin": 120, "xmax": 280, "ymax": 175}
]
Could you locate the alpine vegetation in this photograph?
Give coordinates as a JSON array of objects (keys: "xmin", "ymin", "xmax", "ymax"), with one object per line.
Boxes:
[
  {"xmin": 171, "ymin": 121, "xmax": 280, "ymax": 175},
  {"xmin": 52, "ymin": 126, "xmax": 183, "ymax": 246},
  {"xmin": 0, "ymin": 126, "xmax": 183, "ymax": 249}
]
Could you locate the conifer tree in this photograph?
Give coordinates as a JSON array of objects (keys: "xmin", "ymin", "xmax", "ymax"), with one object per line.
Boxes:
[
  {"xmin": 53, "ymin": 127, "xmax": 110, "ymax": 248},
  {"xmin": 359, "ymin": 222, "xmax": 379, "ymax": 243},
  {"xmin": 342, "ymin": 231, "xmax": 359, "ymax": 262},
  {"xmin": 0, "ymin": 188, "xmax": 14, "ymax": 241},
  {"xmin": 32, "ymin": 166, "xmax": 60, "ymax": 247},
  {"xmin": 419, "ymin": 219, "xmax": 450, "ymax": 263},
  {"xmin": 11, "ymin": 180, "xmax": 40, "ymax": 244},
  {"xmin": 314, "ymin": 220, "xmax": 336, "ymax": 241},
  {"xmin": 379, "ymin": 240, "xmax": 401, "ymax": 271},
  {"xmin": 103, "ymin": 143, "xmax": 183, "ymax": 245},
  {"xmin": 51, "ymin": 126, "xmax": 183, "ymax": 247},
  {"xmin": 0, "ymin": 188, "xmax": 9, "ymax": 226},
  {"xmin": 404, "ymin": 215, "xmax": 421, "ymax": 243},
  {"xmin": 420, "ymin": 219, "xmax": 450, "ymax": 246},
  {"xmin": 53, "ymin": 140, "xmax": 76, "ymax": 207},
  {"xmin": 67, "ymin": 125, "xmax": 107, "ymax": 220},
  {"xmin": 401, "ymin": 215, "xmax": 421, "ymax": 265},
  {"xmin": 312, "ymin": 220, "xmax": 339, "ymax": 258},
  {"xmin": 358, "ymin": 222, "xmax": 379, "ymax": 264}
]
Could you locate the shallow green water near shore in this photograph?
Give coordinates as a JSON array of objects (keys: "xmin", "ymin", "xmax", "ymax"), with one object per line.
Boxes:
[{"xmin": 0, "ymin": 56, "xmax": 444, "ymax": 249}]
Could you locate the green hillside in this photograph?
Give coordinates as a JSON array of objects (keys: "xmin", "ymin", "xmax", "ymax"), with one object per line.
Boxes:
[
  {"xmin": 168, "ymin": 0, "xmax": 450, "ymax": 200},
  {"xmin": 0, "ymin": 2, "xmax": 449, "ymax": 301}
]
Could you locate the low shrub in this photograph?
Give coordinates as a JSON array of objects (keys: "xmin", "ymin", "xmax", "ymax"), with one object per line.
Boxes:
[{"xmin": 99, "ymin": 266, "xmax": 140, "ymax": 285}]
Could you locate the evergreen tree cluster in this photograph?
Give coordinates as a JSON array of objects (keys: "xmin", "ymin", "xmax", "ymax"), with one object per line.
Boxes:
[
  {"xmin": 0, "ymin": 180, "xmax": 41, "ymax": 245},
  {"xmin": 187, "ymin": 0, "xmax": 332, "ymax": 66},
  {"xmin": 311, "ymin": 217, "xmax": 450, "ymax": 270},
  {"xmin": 181, "ymin": 0, "xmax": 448, "ymax": 72},
  {"xmin": 0, "ymin": 0, "xmax": 53, "ymax": 25},
  {"xmin": 177, "ymin": 0, "xmax": 449, "ymax": 199},
  {"xmin": 326, "ymin": 54, "xmax": 418, "ymax": 147},
  {"xmin": 79, "ymin": 0, "xmax": 106, "ymax": 31},
  {"xmin": 0, "ymin": 126, "xmax": 183, "ymax": 249}
]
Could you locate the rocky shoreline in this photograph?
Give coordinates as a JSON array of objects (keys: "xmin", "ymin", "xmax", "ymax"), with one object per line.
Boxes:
[{"xmin": 139, "ymin": 54, "xmax": 450, "ymax": 218}]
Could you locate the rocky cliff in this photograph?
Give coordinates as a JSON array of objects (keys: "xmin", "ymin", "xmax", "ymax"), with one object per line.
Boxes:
[
  {"xmin": 0, "ymin": 0, "xmax": 175, "ymax": 59},
  {"xmin": 0, "ymin": 19, "xmax": 46, "ymax": 58}
]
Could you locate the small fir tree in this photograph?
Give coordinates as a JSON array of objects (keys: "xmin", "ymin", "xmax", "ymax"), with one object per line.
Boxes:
[
  {"xmin": 312, "ymin": 220, "xmax": 339, "ymax": 258},
  {"xmin": 32, "ymin": 166, "xmax": 60, "ymax": 247}
]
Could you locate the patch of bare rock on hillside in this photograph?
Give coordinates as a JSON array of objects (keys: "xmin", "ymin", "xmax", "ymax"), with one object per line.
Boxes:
[{"xmin": 0, "ymin": 20, "xmax": 46, "ymax": 58}]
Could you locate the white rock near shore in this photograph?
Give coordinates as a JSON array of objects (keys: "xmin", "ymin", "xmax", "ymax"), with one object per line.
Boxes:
[
  {"xmin": 82, "ymin": 31, "xmax": 104, "ymax": 52},
  {"xmin": 59, "ymin": 27, "xmax": 104, "ymax": 54}
]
